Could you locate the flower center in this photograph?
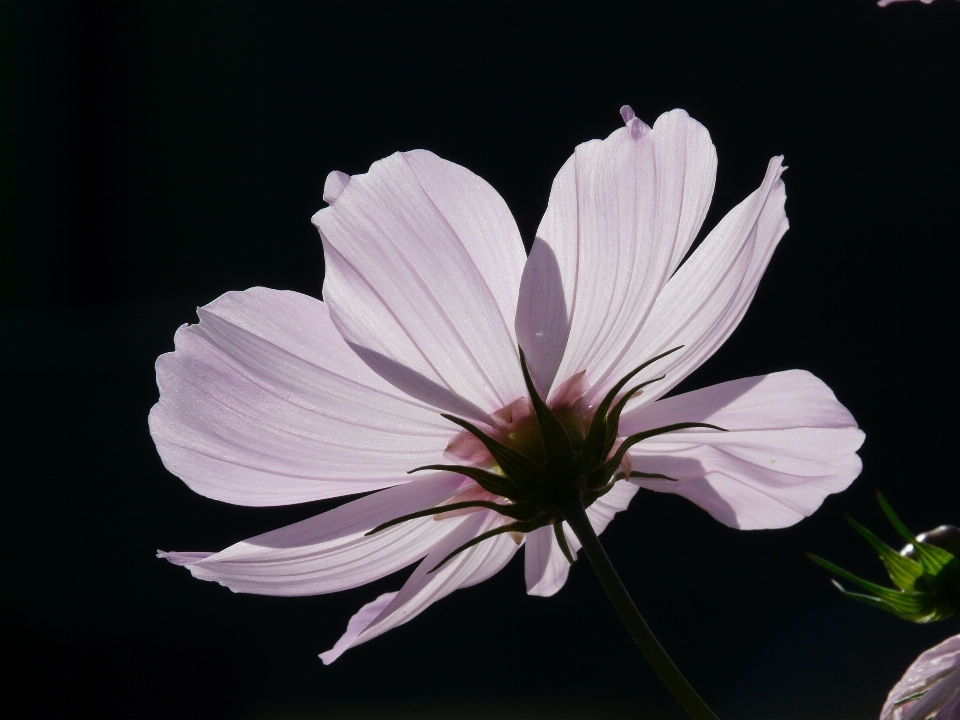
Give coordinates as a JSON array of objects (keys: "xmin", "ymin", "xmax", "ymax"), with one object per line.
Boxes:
[{"xmin": 366, "ymin": 345, "xmax": 726, "ymax": 572}]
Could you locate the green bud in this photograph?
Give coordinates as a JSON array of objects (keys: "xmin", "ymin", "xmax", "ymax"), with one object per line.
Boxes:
[{"xmin": 808, "ymin": 492, "xmax": 960, "ymax": 623}]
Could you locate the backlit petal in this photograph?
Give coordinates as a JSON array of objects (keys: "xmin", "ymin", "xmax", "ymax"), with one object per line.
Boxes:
[
  {"xmin": 517, "ymin": 109, "xmax": 716, "ymax": 398},
  {"xmin": 313, "ymin": 151, "xmax": 527, "ymax": 422},
  {"xmin": 159, "ymin": 472, "xmax": 469, "ymax": 595},
  {"xmin": 149, "ymin": 287, "xmax": 452, "ymax": 506},
  {"xmin": 604, "ymin": 156, "xmax": 787, "ymax": 406},
  {"xmin": 623, "ymin": 371, "xmax": 864, "ymax": 529},
  {"xmin": 321, "ymin": 508, "xmax": 519, "ymax": 662}
]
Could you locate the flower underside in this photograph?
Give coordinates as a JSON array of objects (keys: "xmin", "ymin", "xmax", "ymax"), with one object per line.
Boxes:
[{"xmin": 367, "ymin": 345, "xmax": 726, "ymax": 571}]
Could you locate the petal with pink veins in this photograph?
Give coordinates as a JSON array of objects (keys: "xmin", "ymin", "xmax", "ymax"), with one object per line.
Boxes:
[
  {"xmin": 313, "ymin": 151, "xmax": 528, "ymax": 422},
  {"xmin": 621, "ymin": 371, "xmax": 864, "ymax": 530},
  {"xmin": 603, "ymin": 156, "xmax": 788, "ymax": 408},
  {"xmin": 158, "ymin": 471, "xmax": 471, "ymax": 596},
  {"xmin": 149, "ymin": 288, "xmax": 454, "ymax": 506},
  {"xmin": 516, "ymin": 108, "xmax": 716, "ymax": 399},
  {"xmin": 321, "ymin": 508, "xmax": 520, "ymax": 663}
]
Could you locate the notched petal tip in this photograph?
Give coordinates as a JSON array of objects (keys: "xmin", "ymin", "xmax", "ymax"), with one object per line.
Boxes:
[
  {"xmin": 619, "ymin": 104, "xmax": 650, "ymax": 140},
  {"xmin": 322, "ymin": 170, "xmax": 351, "ymax": 205}
]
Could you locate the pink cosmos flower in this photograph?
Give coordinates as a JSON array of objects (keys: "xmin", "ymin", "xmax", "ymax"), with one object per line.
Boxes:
[
  {"xmin": 881, "ymin": 635, "xmax": 959, "ymax": 720},
  {"xmin": 153, "ymin": 106, "xmax": 864, "ymax": 663}
]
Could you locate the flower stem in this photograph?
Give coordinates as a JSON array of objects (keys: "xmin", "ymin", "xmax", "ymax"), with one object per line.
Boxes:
[{"xmin": 561, "ymin": 500, "xmax": 720, "ymax": 720}]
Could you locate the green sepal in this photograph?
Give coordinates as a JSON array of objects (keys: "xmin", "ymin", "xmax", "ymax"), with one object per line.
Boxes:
[
  {"xmin": 807, "ymin": 554, "xmax": 941, "ymax": 622},
  {"xmin": 580, "ymin": 346, "xmax": 682, "ymax": 465},
  {"xmin": 554, "ymin": 521, "xmax": 574, "ymax": 563},
  {"xmin": 601, "ymin": 422, "xmax": 727, "ymax": 483},
  {"xmin": 429, "ymin": 520, "xmax": 541, "ymax": 573},
  {"xmin": 518, "ymin": 346, "xmax": 573, "ymax": 469},
  {"xmin": 629, "ymin": 471, "xmax": 680, "ymax": 482},
  {"xmin": 877, "ymin": 492, "xmax": 959, "ymax": 584},
  {"xmin": 845, "ymin": 514, "xmax": 924, "ymax": 592},
  {"xmin": 603, "ymin": 375, "xmax": 665, "ymax": 454},
  {"xmin": 365, "ymin": 499, "xmax": 532, "ymax": 536},
  {"xmin": 440, "ymin": 414, "xmax": 543, "ymax": 490},
  {"xmin": 408, "ymin": 463, "xmax": 529, "ymax": 502}
]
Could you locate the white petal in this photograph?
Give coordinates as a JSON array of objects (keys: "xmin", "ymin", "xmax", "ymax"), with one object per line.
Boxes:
[
  {"xmin": 321, "ymin": 508, "xmax": 519, "ymax": 662},
  {"xmin": 524, "ymin": 481, "xmax": 639, "ymax": 597},
  {"xmin": 149, "ymin": 287, "xmax": 453, "ymax": 506},
  {"xmin": 623, "ymin": 371, "xmax": 864, "ymax": 529},
  {"xmin": 604, "ymin": 156, "xmax": 788, "ymax": 406},
  {"xmin": 881, "ymin": 635, "xmax": 960, "ymax": 720},
  {"xmin": 516, "ymin": 109, "xmax": 716, "ymax": 398},
  {"xmin": 159, "ymin": 472, "xmax": 469, "ymax": 596},
  {"xmin": 313, "ymin": 151, "xmax": 527, "ymax": 422}
]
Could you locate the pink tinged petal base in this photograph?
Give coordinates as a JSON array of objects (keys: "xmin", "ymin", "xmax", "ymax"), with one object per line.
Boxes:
[
  {"xmin": 516, "ymin": 108, "xmax": 717, "ymax": 400},
  {"xmin": 622, "ymin": 371, "xmax": 864, "ymax": 530},
  {"xmin": 525, "ymin": 481, "xmax": 639, "ymax": 597},
  {"xmin": 158, "ymin": 472, "xmax": 471, "ymax": 596},
  {"xmin": 321, "ymin": 508, "xmax": 520, "ymax": 663},
  {"xmin": 605, "ymin": 155, "xmax": 789, "ymax": 408},
  {"xmin": 881, "ymin": 635, "xmax": 960, "ymax": 720},
  {"xmin": 313, "ymin": 150, "xmax": 528, "ymax": 422},
  {"xmin": 149, "ymin": 287, "xmax": 454, "ymax": 506}
]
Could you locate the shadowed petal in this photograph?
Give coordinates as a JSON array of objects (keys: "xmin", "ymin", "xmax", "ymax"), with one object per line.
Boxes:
[
  {"xmin": 321, "ymin": 508, "xmax": 519, "ymax": 662},
  {"xmin": 313, "ymin": 151, "xmax": 527, "ymax": 422},
  {"xmin": 158, "ymin": 472, "xmax": 470, "ymax": 595},
  {"xmin": 524, "ymin": 482, "xmax": 639, "ymax": 597},
  {"xmin": 623, "ymin": 371, "xmax": 864, "ymax": 530},
  {"xmin": 517, "ymin": 108, "xmax": 716, "ymax": 398},
  {"xmin": 603, "ymin": 156, "xmax": 788, "ymax": 407},
  {"xmin": 149, "ymin": 288, "xmax": 453, "ymax": 506},
  {"xmin": 881, "ymin": 635, "xmax": 960, "ymax": 720}
]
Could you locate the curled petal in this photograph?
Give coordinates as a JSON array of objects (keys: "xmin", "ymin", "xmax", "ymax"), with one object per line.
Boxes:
[
  {"xmin": 881, "ymin": 635, "xmax": 960, "ymax": 720},
  {"xmin": 150, "ymin": 288, "xmax": 453, "ymax": 506},
  {"xmin": 321, "ymin": 508, "xmax": 519, "ymax": 662},
  {"xmin": 524, "ymin": 482, "xmax": 639, "ymax": 597},
  {"xmin": 158, "ymin": 472, "xmax": 470, "ymax": 596},
  {"xmin": 604, "ymin": 156, "xmax": 788, "ymax": 407},
  {"xmin": 624, "ymin": 371, "xmax": 864, "ymax": 529},
  {"xmin": 516, "ymin": 109, "xmax": 717, "ymax": 399},
  {"xmin": 313, "ymin": 151, "xmax": 527, "ymax": 422}
]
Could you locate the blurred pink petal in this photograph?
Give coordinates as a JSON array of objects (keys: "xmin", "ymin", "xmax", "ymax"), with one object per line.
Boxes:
[
  {"xmin": 881, "ymin": 635, "xmax": 960, "ymax": 720},
  {"xmin": 155, "ymin": 107, "xmax": 863, "ymax": 660},
  {"xmin": 312, "ymin": 150, "xmax": 527, "ymax": 423},
  {"xmin": 622, "ymin": 371, "xmax": 863, "ymax": 529},
  {"xmin": 878, "ymin": 0, "xmax": 937, "ymax": 6},
  {"xmin": 150, "ymin": 288, "xmax": 453, "ymax": 506}
]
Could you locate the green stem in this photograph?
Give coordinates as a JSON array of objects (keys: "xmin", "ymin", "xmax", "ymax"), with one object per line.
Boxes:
[{"xmin": 561, "ymin": 499, "xmax": 720, "ymax": 720}]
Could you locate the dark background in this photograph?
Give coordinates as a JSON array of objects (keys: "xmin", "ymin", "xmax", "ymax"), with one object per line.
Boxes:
[{"xmin": 2, "ymin": 1, "xmax": 958, "ymax": 718}]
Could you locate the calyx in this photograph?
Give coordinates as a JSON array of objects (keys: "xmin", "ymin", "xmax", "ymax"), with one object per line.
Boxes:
[{"xmin": 368, "ymin": 345, "xmax": 725, "ymax": 571}]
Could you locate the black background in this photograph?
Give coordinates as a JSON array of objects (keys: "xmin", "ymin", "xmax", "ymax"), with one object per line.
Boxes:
[{"xmin": 2, "ymin": 1, "xmax": 958, "ymax": 718}]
